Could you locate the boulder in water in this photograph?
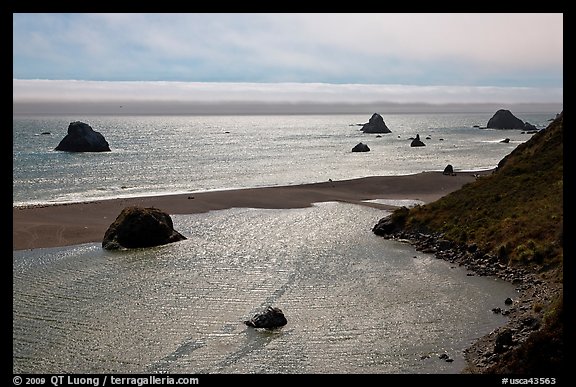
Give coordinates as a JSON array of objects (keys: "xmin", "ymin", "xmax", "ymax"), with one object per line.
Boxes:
[
  {"xmin": 244, "ymin": 306, "xmax": 287, "ymax": 329},
  {"xmin": 102, "ymin": 206, "xmax": 187, "ymax": 250}
]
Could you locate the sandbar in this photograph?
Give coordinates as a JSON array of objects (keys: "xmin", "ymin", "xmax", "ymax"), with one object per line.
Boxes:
[{"xmin": 13, "ymin": 170, "xmax": 489, "ymax": 251}]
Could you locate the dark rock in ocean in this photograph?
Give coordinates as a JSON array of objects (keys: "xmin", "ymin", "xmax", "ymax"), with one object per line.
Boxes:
[
  {"xmin": 523, "ymin": 122, "xmax": 538, "ymax": 131},
  {"xmin": 352, "ymin": 142, "xmax": 370, "ymax": 152},
  {"xmin": 244, "ymin": 306, "xmax": 287, "ymax": 329},
  {"xmin": 360, "ymin": 113, "xmax": 391, "ymax": 134},
  {"xmin": 102, "ymin": 206, "xmax": 187, "ymax": 250},
  {"xmin": 486, "ymin": 109, "xmax": 525, "ymax": 130},
  {"xmin": 500, "ymin": 138, "xmax": 510, "ymax": 143},
  {"xmin": 443, "ymin": 164, "xmax": 454, "ymax": 175},
  {"xmin": 41, "ymin": 131, "xmax": 51, "ymax": 135},
  {"xmin": 410, "ymin": 134, "xmax": 426, "ymax": 147},
  {"xmin": 504, "ymin": 297, "xmax": 513, "ymax": 305},
  {"xmin": 55, "ymin": 121, "xmax": 111, "ymax": 152}
]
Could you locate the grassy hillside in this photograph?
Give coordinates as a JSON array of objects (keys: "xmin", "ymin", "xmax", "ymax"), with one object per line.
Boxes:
[
  {"xmin": 405, "ymin": 112, "xmax": 563, "ymax": 276},
  {"xmin": 380, "ymin": 111, "xmax": 563, "ymax": 373}
]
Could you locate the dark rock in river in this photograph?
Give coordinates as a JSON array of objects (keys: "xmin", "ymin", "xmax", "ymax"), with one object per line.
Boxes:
[
  {"xmin": 244, "ymin": 306, "xmax": 287, "ymax": 329},
  {"xmin": 102, "ymin": 206, "xmax": 187, "ymax": 250},
  {"xmin": 55, "ymin": 121, "xmax": 111, "ymax": 152},
  {"xmin": 352, "ymin": 142, "xmax": 370, "ymax": 152},
  {"xmin": 360, "ymin": 113, "xmax": 391, "ymax": 134},
  {"xmin": 410, "ymin": 134, "xmax": 426, "ymax": 147}
]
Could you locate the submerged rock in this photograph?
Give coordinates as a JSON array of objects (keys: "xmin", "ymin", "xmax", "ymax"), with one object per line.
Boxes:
[{"xmin": 244, "ymin": 306, "xmax": 287, "ymax": 329}]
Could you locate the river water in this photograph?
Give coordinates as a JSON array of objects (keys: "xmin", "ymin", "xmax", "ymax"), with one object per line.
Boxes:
[{"xmin": 13, "ymin": 201, "xmax": 517, "ymax": 374}]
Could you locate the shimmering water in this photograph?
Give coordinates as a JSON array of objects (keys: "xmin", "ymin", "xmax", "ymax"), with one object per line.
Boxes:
[
  {"xmin": 13, "ymin": 202, "xmax": 517, "ymax": 374},
  {"xmin": 13, "ymin": 112, "xmax": 555, "ymax": 206},
  {"xmin": 14, "ymin": 112, "xmax": 551, "ymax": 373}
]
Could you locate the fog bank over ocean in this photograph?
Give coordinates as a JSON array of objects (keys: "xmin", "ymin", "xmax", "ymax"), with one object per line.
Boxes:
[
  {"xmin": 12, "ymin": 101, "xmax": 563, "ymax": 116},
  {"xmin": 13, "ymin": 79, "xmax": 562, "ymax": 115}
]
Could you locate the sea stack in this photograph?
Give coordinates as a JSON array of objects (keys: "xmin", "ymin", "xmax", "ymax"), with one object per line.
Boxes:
[
  {"xmin": 360, "ymin": 113, "xmax": 391, "ymax": 134},
  {"xmin": 55, "ymin": 121, "xmax": 111, "ymax": 152},
  {"xmin": 486, "ymin": 109, "xmax": 534, "ymax": 130},
  {"xmin": 410, "ymin": 134, "xmax": 426, "ymax": 147}
]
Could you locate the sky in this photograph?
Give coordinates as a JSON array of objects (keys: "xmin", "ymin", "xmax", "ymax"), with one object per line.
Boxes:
[{"xmin": 12, "ymin": 13, "xmax": 563, "ymax": 114}]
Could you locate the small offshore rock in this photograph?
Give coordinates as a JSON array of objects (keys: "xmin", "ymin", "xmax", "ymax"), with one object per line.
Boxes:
[
  {"xmin": 410, "ymin": 134, "xmax": 426, "ymax": 147},
  {"xmin": 352, "ymin": 142, "xmax": 370, "ymax": 152}
]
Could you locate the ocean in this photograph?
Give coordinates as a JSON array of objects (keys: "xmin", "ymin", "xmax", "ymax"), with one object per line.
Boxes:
[
  {"xmin": 13, "ymin": 111, "xmax": 557, "ymax": 374},
  {"xmin": 12, "ymin": 112, "xmax": 555, "ymax": 206}
]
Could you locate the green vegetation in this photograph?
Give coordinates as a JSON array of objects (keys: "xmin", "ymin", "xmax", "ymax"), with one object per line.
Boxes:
[
  {"xmin": 405, "ymin": 112, "xmax": 563, "ymax": 275},
  {"xmin": 389, "ymin": 112, "xmax": 563, "ymax": 373}
]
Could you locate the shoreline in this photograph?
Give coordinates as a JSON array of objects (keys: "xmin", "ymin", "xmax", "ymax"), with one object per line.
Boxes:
[
  {"xmin": 13, "ymin": 170, "xmax": 488, "ymax": 251},
  {"xmin": 379, "ymin": 229, "xmax": 562, "ymax": 374}
]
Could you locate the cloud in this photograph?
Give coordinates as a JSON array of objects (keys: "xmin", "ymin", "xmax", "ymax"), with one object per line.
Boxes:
[{"xmin": 13, "ymin": 13, "xmax": 563, "ymax": 86}]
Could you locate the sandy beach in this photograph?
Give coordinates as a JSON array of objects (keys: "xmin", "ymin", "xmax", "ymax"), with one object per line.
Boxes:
[{"xmin": 13, "ymin": 170, "xmax": 488, "ymax": 251}]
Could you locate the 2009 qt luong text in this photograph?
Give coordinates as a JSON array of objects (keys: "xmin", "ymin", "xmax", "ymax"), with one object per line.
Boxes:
[{"xmin": 50, "ymin": 375, "xmax": 199, "ymax": 387}]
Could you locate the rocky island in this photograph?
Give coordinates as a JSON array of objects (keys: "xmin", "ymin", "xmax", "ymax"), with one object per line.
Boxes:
[
  {"xmin": 55, "ymin": 121, "xmax": 111, "ymax": 152},
  {"xmin": 360, "ymin": 113, "xmax": 392, "ymax": 134}
]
